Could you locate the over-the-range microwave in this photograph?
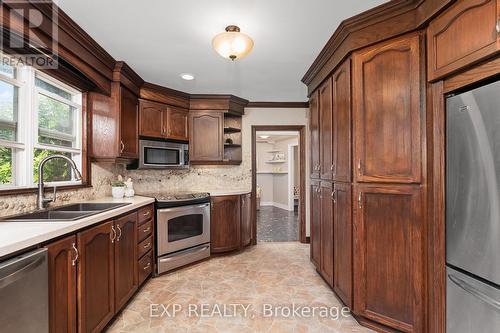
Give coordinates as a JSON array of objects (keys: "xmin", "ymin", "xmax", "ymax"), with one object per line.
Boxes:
[{"xmin": 137, "ymin": 139, "xmax": 189, "ymax": 169}]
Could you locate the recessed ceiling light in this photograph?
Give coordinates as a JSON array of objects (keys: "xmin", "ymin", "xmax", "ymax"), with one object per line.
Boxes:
[
  {"xmin": 180, "ymin": 73, "xmax": 195, "ymax": 81},
  {"xmin": 259, "ymin": 135, "xmax": 270, "ymax": 139}
]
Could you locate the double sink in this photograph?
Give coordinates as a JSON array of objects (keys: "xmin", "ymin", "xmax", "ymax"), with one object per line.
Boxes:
[{"xmin": 1, "ymin": 202, "xmax": 130, "ymax": 222}]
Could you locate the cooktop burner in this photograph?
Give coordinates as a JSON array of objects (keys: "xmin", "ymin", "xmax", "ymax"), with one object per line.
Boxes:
[{"xmin": 136, "ymin": 191, "xmax": 210, "ymax": 208}]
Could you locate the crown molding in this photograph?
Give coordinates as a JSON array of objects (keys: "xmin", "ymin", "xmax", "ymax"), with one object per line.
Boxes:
[
  {"xmin": 246, "ymin": 102, "xmax": 309, "ymax": 108},
  {"xmin": 301, "ymin": 0, "xmax": 452, "ymax": 95}
]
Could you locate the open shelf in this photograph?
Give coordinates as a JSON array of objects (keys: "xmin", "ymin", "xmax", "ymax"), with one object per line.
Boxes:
[
  {"xmin": 224, "ymin": 143, "xmax": 242, "ymax": 148},
  {"xmin": 224, "ymin": 127, "xmax": 241, "ymax": 133}
]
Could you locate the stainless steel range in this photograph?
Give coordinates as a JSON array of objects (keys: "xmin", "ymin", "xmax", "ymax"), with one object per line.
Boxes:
[{"xmin": 137, "ymin": 191, "xmax": 210, "ymax": 275}]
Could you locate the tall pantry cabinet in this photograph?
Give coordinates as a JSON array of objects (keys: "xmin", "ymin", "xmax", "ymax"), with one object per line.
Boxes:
[{"xmin": 308, "ymin": 32, "xmax": 425, "ymax": 333}]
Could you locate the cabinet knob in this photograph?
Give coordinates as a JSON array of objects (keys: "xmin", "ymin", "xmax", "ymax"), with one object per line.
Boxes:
[
  {"xmin": 331, "ymin": 190, "xmax": 336, "ymax": 203},
  {"xmin": 496, "ymin": 19, "xmax": 500, "ymax": 33},
  {"xmin": 120, "ymin": 141, "xmax": 125, "ymax": 153},
  {"xmin": 358, "ymin": 192, "xmax": 362, "ymax": 209},
  {"xmin": 116, "ymin": 225, "xmax": 122, "ymax": 242},
  {"xmin": 110, "ymin": 226, "xmax": 116, "ymax": 243},
  {"xmin": 143, "ymin": 262, "xmax": 151, "ymax": 270}
]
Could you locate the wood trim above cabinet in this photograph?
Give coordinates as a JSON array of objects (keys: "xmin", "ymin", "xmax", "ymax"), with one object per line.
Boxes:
[
  {"xmin": 246, "ymin": 101, "xmax": 309, "ymax": 108},
  {"xmin": 301, "ymin": 0, "xmax": 453, "ymax": 95},
  {"xmin": 140, "ymin": 82, "xmax": 190, "ymax": 109},
  {"xmin": 189, "ymin": 95, "xmax": 248, "ymax": 115}
]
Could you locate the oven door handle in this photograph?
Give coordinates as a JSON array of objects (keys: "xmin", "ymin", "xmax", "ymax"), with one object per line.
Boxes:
[
  {"xmin": 159, "ymin": 245, "xmax": 210, "ymax": 263},
  {"xmin": 158, "ymin": 203, "xmax": 210, "ymax": 213}
]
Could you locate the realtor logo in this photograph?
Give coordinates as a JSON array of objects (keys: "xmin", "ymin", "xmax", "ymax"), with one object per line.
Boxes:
[{"xmin": 0, "ymin": 0, "xmax": 59, "ymax": 68}]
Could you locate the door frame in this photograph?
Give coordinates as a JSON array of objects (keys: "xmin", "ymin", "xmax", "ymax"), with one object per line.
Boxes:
[{"xmin": 251, "ymin": 125, "xmax": 307, "ymax": 244}]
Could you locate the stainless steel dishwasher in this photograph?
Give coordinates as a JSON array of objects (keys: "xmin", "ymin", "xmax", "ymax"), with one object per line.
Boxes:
[{"xmin": 0, "ymin": 248, "xmax": 48, "ymax": 333}]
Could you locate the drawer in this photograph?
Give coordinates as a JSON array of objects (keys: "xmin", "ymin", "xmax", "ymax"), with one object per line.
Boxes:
[
  {"xmin": 138, "ymin": 205, "xmax": 154, "ymax": 226},
  {"xmin": 138, "ymin": 251, "xmax": 152, "ymax": 285},
  {"xmin": 137, "ymin": 219, "xmax": 152, "ymax": 243},
  {"xmin": 138, "ymin": 235, "xmax": 153, "ymax": 259}
]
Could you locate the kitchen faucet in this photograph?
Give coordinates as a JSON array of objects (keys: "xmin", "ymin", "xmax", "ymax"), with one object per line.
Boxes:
[{"xmin": 37, "ymin": 154, "xmax": 82, "ymax": 210}]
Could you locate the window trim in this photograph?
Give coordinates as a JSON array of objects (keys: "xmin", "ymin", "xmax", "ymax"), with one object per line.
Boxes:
[{"xmin": 0, "ymin": 66, "xmax": 90, "ymax": 195}]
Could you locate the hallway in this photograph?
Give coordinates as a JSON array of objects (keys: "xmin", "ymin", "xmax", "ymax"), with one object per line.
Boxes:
[{"xmin": 256, "ymin": 206, "xmax": 299, "ymax": 242}]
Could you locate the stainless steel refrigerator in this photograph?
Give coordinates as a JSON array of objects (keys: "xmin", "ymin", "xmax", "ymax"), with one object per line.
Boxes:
[{"xmin": 446, "ymin": 79, "xmax": 500, "ymax": 333}]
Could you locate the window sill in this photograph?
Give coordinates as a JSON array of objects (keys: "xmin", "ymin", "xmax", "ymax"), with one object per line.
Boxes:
[{"xmin": 0, "ymin": 183, "xmax": 92, "ymax": 196}]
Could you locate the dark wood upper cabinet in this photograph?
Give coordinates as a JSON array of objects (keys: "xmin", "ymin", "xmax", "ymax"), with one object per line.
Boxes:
[
  {"xmin": 309, "ymin": 90, "xmax": 320, "ymax": 179},
  {"xmin": 240, "ymin": 192, "xmax": 252, "ymax": 248},
  {"xmin": 119, "ymin": 87, "xmax": 139, "ymax": 158},
  {"xmin": 353, "ymin": 33, "xmax": 422, "ymax": 184},
  {"xmin": 310, "ymin": 180, "xmax": 321, "ymax": 268},
  {"xmin": 90, "ymin": 62, "xmax": 141, "ymax": 163},
  {"xmin": 77, "ymin": 221, "xmax": 115, "ymax": 333},
  {"xmin": 165, "ymin": 106, "xmax": 189, "ymax": 141},
  {"xmin": 333, "ymin": 182, "xmax": 352, "ymax": 309},
  {"xmin": 46, "ymin": 235, "xmax": 77, "ymax": 333},
  {"xmin": 319, "ymin": 78, "xmax": 333, "ymax": 180},
  {"xmin": 210, "ymin": 195, "xmax": 241, "ymax": 253},
  {"xmin": 332, "ymin": 60, "xmax": 352, "ymax": 182},
  {"xmin": 114, "ymin": 212, "xmax": 138, "ymax": 311},
  {"xmin": 320, "ymin": 181, "xmax": 334, "ymax": 287},
  {"xmin": 353, "ymin": 185, "xmax": 423, "ymax": 333},
  {"xmin": 189, "ymin": 111, "xmax": 224, "ymax": 163},
  {"xmin": 427, "ymin": 0, "xmax": 500, "ymax": 81},
  {"xmin": 139, "ymin": 99, "xmax": 164, "ymax": 138}
]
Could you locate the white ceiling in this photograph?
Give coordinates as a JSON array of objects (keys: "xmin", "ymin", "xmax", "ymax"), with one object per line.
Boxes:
[{"xmin": 57, "ymin": 0, "xmax": 386, "ymax": 102}]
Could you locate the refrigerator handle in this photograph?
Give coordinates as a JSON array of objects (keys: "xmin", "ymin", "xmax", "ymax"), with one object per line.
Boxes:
[{"xmin": 448, "ymin": 273, "xmax": 500, "ymax": 311}]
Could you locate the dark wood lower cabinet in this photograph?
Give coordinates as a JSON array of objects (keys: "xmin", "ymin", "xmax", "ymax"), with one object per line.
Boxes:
[
  {"xmin": 353, "ymin": 185, "xmax": 423, "ymax": 333},
  {"xmin": 240, "ymin": 193, "xmax": 252, "ymax": 247},
  {"xmin": 211, "ymin": 195, "xmax": 241, "ymax": 253},
  {"xmin": 333, "ymin": 182, "xmax": 352, "ymax": 309},
  {"xmin": 310, "ymin": 180, "xmax": 321, "ymax": 268},
  {"xmin": 320, "ymin": 182, "xmax": 334, "ymax": 287},
  {"xmin": 77, "ymin": 221, "xmax": 115, "ymax": 333},
  {"xmin": 114, "ymin": 212, "xmax": 138, "ymax": 311},
  {"xmin": 46, "ymin": 235, "xmax": 77, "ymax": 333}
]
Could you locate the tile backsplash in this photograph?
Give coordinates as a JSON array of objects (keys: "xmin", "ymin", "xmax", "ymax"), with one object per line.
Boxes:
[{"xmin": 0, "ymin": 153, "xmax": 252, "ymax": 217}]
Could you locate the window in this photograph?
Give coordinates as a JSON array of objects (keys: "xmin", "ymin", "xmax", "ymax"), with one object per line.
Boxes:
[{"xmin": 0, "ymin": 58, "xmax": 83, "ymax": 189}]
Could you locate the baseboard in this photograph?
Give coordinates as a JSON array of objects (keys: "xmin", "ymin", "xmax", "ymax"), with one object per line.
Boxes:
[{"xmin": 259, "ymin": 201, "xmax": 292, "ymax": 211}]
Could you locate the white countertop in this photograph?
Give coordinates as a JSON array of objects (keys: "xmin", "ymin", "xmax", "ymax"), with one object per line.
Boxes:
[
  {"xmin": 0, "ymin": 196, "xmax": 155, "ymax": 258},
  {"xmin": 202, "ymin": 189, "xmax": 251, "ymax": 196}
]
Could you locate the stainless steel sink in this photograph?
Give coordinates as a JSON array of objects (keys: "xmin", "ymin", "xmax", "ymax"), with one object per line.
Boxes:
[
  {"xmin": 0, "ymin": 202, "xmax": 131, "ymax": 222},
  {"xmin": 52, "ymin": 202, "xmax": 129, "ymax": 212}
]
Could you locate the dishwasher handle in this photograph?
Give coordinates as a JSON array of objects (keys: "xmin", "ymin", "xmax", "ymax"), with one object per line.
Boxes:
[{"xmin": 0, "ymin": 249, "xmax": 47, "ymax": 289}]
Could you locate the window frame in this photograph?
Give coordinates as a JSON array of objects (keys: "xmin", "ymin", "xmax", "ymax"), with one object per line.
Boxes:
[{"xmin": 0, "ymin": 63, "xmax": 89, "ymax": 194}]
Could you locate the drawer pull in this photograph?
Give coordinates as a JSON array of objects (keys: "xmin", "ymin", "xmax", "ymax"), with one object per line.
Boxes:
[
  {"xmin": 143, "ymin": 227, "xmax": 151, "ymax": 233},
  {"xmin": 143, "ymin": 211, "xmax": 151, "ymax": 217},
  {"xmin": 143, "ymin": 263, "xmax": 151, "ymax": 270},
  {"xmin": 143, "ymin": 242, "xmax": 151, "ymax": 249}
]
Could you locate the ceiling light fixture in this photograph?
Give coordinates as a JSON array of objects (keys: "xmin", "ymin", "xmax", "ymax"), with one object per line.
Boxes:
[
  {"xmin": 259, "ymin": 135, "xmax": 270, "ymax": 139},
  {"xmin": 212, "ymin": 25, "xmax": 254, "ymax": 61},
  {"xmin": 180, "ymin": 73, "xmax": 195, "ymax": 81}
]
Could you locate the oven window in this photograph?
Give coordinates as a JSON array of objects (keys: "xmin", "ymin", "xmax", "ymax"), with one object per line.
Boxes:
[
  {"xmin": 144, "ymin": 147, "xmax": 180, "ymax": 165},
  {"xmin": 168, "ymin": 214, "xmax": 203, "ymax": 242}
]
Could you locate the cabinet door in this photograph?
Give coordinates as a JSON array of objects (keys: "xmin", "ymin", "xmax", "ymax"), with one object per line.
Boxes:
[
  {"xmin": 139, "ymin": 99, "xmax": 164, "ymax": 138},
  {"xmin": 120, "ymin": 87, "xmax": 139, "ymax": 158},
  {"xmin": 210, "ymin": 195, "xmax": 241, "ymax": 253},
  {"xmin": 353, "ymin": 185, "xmax": 423, "ymax": 333},
  {"xmin": 353, "ymin": 34, "xmax": 422, "ymax": 184},
  {"xmin": 309, "ymin": 91, "xmax": 320, "ymax": 179},
  {"xmin": 46, "ymin": 235, "xmax": 77, "ymax": 333},
  {"xmin": 332, "ymin": 60, "xmax": 352, "ymax": 182},
  {"xmin": 310, "ymin": 181, "xmax": 321, "ymax": 268},
  {"xmin": 320, "ymin": 181, "xmax": 334, "ymax": 287},
  {"xmin": 319, "ymin": 78, "xmax": 333, "ymax": 180},
  {"xmin": 189, "ymin": 111, "xmax": 224, "ymax": 162},
  {"xmin": 240, "ymin": 193, "xmax": 252, "ymax": 248},
  {"xmin": 333, "ymin": 183, "xmax": 352, "ymax": 308},
  {"xmin": 427, "ymin": 0, "xmax": 500, "ymax": 81},
  {"xmin": 165, "ymin": 107, "xmax": 189, "ymax": 141},
  {"xmin": 114, "ymin": 212, "xmax": 138, "ymax": 311},
  {"xmin": 77, "ymin": 221, "xmax": 115, "ymax": 333},
  {"xmin": 89, "ymin": 92, "xmax": 118, "ymax": 159}
]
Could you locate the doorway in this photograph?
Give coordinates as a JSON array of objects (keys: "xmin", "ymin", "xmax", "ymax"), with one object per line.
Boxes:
[{"xmin": 251, "ymin": 125, "xmax": 306, "ymax": 243}]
